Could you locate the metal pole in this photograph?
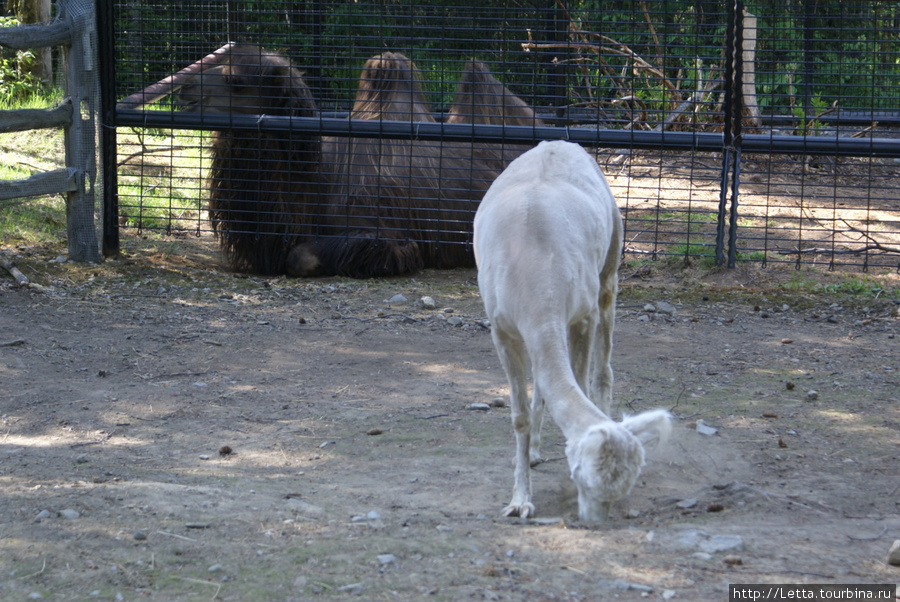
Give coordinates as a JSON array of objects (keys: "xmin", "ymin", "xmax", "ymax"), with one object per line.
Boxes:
[
  {"xmin": 97, "ymin": 0, "xmax": 119, "ymax": 257},
  {"xmin": 727, "ymin": 0, "xmax": 745, "ymax": 268},
  {"xmin": 715, "ymin": 0, "xmax": 736, "ymax": 267}
]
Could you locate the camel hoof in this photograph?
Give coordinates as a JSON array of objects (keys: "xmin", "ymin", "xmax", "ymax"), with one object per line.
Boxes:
[{"xmin": 502, "ymin": 502, "xmax": 535, "ymax": 519}]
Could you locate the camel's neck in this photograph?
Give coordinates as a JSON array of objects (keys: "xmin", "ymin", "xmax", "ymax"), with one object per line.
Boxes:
[{"xmin": 530, "ymin": 336, "xmax": 609, "ymax": 441}]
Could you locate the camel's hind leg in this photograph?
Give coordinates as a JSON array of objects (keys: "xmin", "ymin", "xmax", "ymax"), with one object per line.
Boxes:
[
  {"xmin": 569, "ymin": 315, "xmax": 595, "ymax": 396},
  {"xmin": 592, "ymin": 228, "xmax": 621, "ymax": 416},
  {"xmin": 592, "ymin": 284, "xmax": 616, "ymax": 416}
]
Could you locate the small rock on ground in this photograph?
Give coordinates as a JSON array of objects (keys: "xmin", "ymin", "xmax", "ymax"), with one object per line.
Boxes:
[
  {"xmin": 696, "ymin": 422, "xmax": 718, "ymax": 436},
  {"xmin": 656, "ymin": 301, "xmax": 677, "ymax": 315},
  {"xmin": 888, "ymin": 540, "xmax": 900, "ymax": 566}
]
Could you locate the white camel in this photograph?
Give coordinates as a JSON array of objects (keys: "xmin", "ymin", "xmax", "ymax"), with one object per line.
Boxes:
[{"xmin": 474, "ymin": 140, "xmax": 672, "ymax": 521}]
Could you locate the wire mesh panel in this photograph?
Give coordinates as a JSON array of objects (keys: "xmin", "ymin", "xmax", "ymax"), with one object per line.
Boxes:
[
  {"xmin": 106, "ymin": 0, "xmax": 900, "ymax": 276},
  {"xmin": 739, "ymin": 1, "xmax": 900, "ymax": 269}
]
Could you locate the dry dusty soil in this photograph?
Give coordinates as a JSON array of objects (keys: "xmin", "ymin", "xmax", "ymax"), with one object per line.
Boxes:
[{"xmin": 1, "ymin": 236, "xmax": 899, "ymax": 601}]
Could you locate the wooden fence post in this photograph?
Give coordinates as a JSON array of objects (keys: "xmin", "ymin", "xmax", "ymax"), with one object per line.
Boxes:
[{"xmin": 0, "ymin": 0, "xmax": 101, "ymax": 263}]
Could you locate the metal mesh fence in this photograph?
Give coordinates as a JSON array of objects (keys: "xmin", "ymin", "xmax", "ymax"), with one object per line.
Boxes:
[{"xmin": 104, "ymin": 0, "xmax": 900, "ymax": 276}]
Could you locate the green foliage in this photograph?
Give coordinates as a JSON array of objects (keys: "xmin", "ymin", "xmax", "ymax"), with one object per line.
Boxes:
[
  {"xmin": 753, "ymin": 2, "xmax": 900, "ymax": 115},
  {"xmin": 113, "ymin": 1, "xmax": 898, "ymax": 122},
  {"xmin": 791, "ymin": 95, "xmax": 832, "ymax": 135},
  {"xmin": 0, "ymin": 17, "xmax": 46, "ymax": 104}
]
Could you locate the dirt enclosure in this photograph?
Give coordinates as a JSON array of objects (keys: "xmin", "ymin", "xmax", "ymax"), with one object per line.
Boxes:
[{"xmin": 1, "ymin": 236, "xmax": 899, "ymax": 601}]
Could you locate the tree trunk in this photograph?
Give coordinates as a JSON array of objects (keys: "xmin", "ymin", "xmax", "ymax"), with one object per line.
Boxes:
[
  {"xmin": 741, "ymin": 9, "xmax": 760, "ymax": 129},
  {"xmin": 10, "ymin": 0, "xmax": 53, "ymax": 89}
]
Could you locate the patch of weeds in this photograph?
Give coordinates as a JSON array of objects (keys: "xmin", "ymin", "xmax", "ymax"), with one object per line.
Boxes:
[
  {"xmin": 782, "ymin": 270, "xmax": 812, "ymax": 293},
  {"xmin": 736, "ymin": 250, "xmax": 767, "ymax": 262},
  {"xmin": 781, "ymin": 271, "xmax": 894, "ymax": 300},
  {"xmin": 621, "ymin": 258, "xmax": 655, "ymax": 273},
  {"xmin": 686, "ymin": 211, "xmax": 718, "ymax": 233},
  {"xmin": 820, "ymin": 274, "xmax": 884, "ymax": 297},
  {"xmin": 668, "ymin": 242, "xmax": 717, "ymax": 268},
  {"xmin": 0, "ymin": 87, "xmax": 64, "ymax": 110}
]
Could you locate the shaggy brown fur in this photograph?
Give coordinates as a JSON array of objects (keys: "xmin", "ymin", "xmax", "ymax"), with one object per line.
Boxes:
[
  {"xmin": 178, "ymin": 47, "xmax": 542, "ymax": 278},
  {"xmin": 350, "ymin": 51, "xmax": 436, "ymax": 122},
  {"xmin": 288, "ymin": 55, "xmax": 546, "ymax": 278},
  {"xmin": 447, "ymin": 60, "xmax": 543, "ymax": 126},
  {"xmin": 178, "ymin": 46, "xmax": 320, "ymax": 275},
  {"xmin": 446, "ymin": 59, "xmax": 546, "ymax": 174},
  {"xmin": 290, "ymin": 53, "xmax": 499, "ymax": 278}
]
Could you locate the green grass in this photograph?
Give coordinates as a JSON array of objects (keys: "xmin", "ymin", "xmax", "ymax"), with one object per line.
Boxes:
[
  {"xmin": 686, "ymin": 211, "xmax": 718, "ymax": 234},
  {"xmin": 0, "ymin": 196, "xmax": 66, "ymax": 244},
  {"xmin": 0, "ymin": 112, "xmax": 68, "ymax": 246},
  {"xmin": 115, "ymin": 129, "xmax": 208, "ymax": 232},
  {"xmin": 668, "ymin": 242, "xmax": 717, "ymax": 268},
  {"xmin": 117, "ymin": 179, "xmax": 204, "ymax": 231},
  {"xmin": 0, "ymin": 87, "xmax": 64, "ymax": 111}
]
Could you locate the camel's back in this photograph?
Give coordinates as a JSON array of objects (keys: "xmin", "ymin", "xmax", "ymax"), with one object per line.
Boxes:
[
  {"xmin": 474, "ymin": 141, "xmax": 621, "ymax": 330},
  {"xmin": 476, "ymin": 141, "xmax": 617, "ymax": 242}
]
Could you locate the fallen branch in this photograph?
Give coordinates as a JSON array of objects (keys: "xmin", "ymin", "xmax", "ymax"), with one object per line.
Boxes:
[
  {"xmin": 521, "ymin": 39, "xmax": 674, "ymax": 91},
  {"xmin": 611, "ymin": 76, "xmax": 724, "ymax": 164},
  {"xmin": 0, "ymin": 257, "xmax": 30, "ymax": 286},
  {"xmin": 14, "ymin": 558, "xmax": 46, "ymax": 581},
  {"xmin": 777, "ymin": 244, "xmax": 900, "ymax": 256},
  {"xmin": 839, "ymin": 218, "xmax": 900, "ymax": 255},
  {"xmin": 850, "ymin": 122, "xmax": 877, "ymax": 138},
  {"xmin": 117, "ymin": 145, "xmax": 196, "ymax": 168}
]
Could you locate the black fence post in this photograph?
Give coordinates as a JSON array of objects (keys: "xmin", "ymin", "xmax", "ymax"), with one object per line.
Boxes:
[
  {"xmin": 97, "ymin": 0, "xmax": 119, "ymax": 257},
  {"xmin": 716, "ymin": 0, "xmax": 744, "ymax": 269},
  {"xmin": 727, "ymin": 0, "xmax": 744, "ymax": 269},
  {"xmin": 715, "ymin": 0, "xmax": 736, "ymax": 267}
]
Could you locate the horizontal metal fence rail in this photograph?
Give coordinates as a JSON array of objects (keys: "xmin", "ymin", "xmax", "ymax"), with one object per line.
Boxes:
[{"xmin": 113, "ymin": 109, "xmax": 900, "ymax": 158}]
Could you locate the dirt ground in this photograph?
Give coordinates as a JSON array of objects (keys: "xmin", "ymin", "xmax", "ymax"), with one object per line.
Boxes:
[{"xmin": 1, "ymin": 235, "xmax": 899, "ymax": 601}]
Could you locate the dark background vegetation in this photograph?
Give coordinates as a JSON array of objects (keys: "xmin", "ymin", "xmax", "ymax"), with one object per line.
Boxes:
[{"xmin": 103, "ymin": 0, "xmax": 900, "ymax": 119}]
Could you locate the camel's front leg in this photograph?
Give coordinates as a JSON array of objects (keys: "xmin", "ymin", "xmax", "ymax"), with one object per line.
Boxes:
[
  {"xmin": 505, "ymin": 415, "xmax": 534, "ymax": 518},
  {"xmin": 492, "ymin": 330, "xmax": 535, "ymax": 519}
]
